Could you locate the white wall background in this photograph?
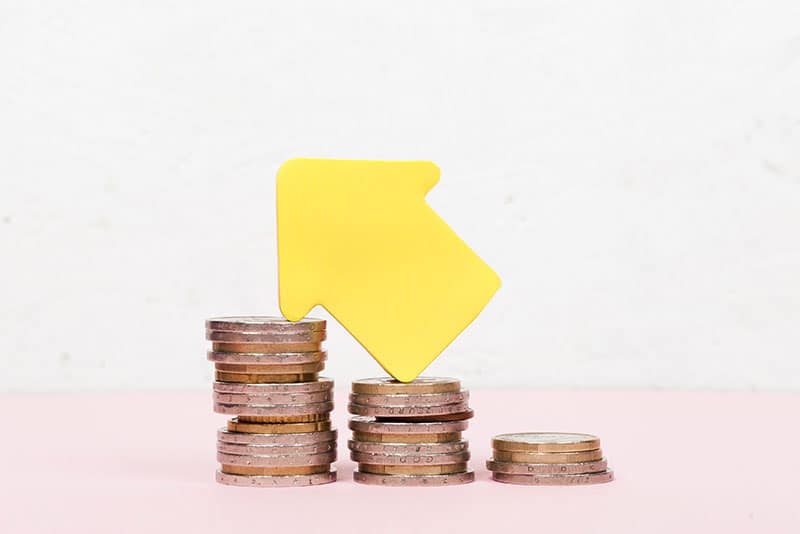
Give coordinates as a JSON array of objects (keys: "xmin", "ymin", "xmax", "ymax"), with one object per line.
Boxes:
[{"xmin": 1, "ymin": 1, "xmax": 799, "ymax": 392}]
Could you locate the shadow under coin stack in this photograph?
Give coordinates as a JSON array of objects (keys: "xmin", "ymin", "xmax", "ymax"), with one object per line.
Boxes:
[
  {"xmin": 487, "ymin": 432, "xmax": 614, "ymax": 485},
  {"xmin": 206, "ymin": 316, "xmax": 337, "ymax": 487},
  {"xmin": 348, "ymin": 377, "xmax": 474, "ymax": 486}
]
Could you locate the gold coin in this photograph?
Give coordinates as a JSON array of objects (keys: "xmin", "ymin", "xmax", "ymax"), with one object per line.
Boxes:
[
  {"xmin": 493, "ymin": 449, "xmax": 603, "ymax": 464},
  {"xmin": 492, "ymin": 432, "xmax": 601, "ymax": 453},
  {"xmin": 237, "ymin": 413, "xmax": 330, "ymax": 423},
  {"xmin": 352, "ymin": 377, "xmax": 461, "ymax": 395},
  {"xmin": 215, "ymin": 371, "xmax": 319, "ymax": 383},
  {"xmin": 213, "ymin": 342, "xmax": 323, "ymax": 353},
  {"xmin": 227, "ymin": 418, "xmax": 332, "ymax": 434},
  {"xmin": 220, "ymin": 464, "xmax": 331, "ymax": 476},
  {"xmin": 352, "ymin": 431, "xmax": 461, "ymax": 443},
  {"xmin": 358, "ymin": 463, "xmax": 468, "ymax": 475},
  {"xmin": 215, "ymin": 362, "xmax": 325, "ymax": 374}
]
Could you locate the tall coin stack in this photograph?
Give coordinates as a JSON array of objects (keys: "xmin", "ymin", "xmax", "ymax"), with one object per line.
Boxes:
[
  {"xmin": 206, "ymin": 316, "xmax": 337, "ymax": 487},
  {"xmin": 348, "ymin": 377, "xmax": 474, "ymax": 486},
  {"xmin": 487, "ymin": 432, "xmax": 614, "ymax": 485}
]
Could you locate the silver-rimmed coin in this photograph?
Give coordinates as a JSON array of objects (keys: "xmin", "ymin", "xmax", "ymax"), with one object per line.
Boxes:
[
  {"xmin": 348, "ymin": 440, "xmax": 469, "ymax": 455},
  {"xmin": 352, "ymin": 470, "xmax": 474, "ymax": 486},
  {"xmin": 348, "ymin": 402, "xmax": 470, "ymax": 418},
  {"xmin": 217, "ymin": 440, "xmax": 336, "ymax": 455},
  {"xmin": 350, "ymin": 450, "xmax": 470, "ymax": 465},
  {"xmin": 208, "ymin": 351, "xmax": 327, "ymax": 365},
  {"xmin": 216, "ymin": 450, "xmax": 336, "ymax": 467},
  {"xmin": 217, "ymin": 429, "xmax": 338, "ymax": 445},
  {"xmin": 206, "ymin": 316, "xmax": 326, "ymax": 333},
  {"xmin": 213, "ymin": 390, "xmax": 331, "ymax": 405},
  {"xmin": 215, "ymin": 468, "xmax": 336, "ymax": 487},
  {"xmin": 207, "ymin": 330, "xmax": 326, "ymax": 343},
  {"xmin": 491, "ymin": 470, "xmax": 614, "ymax": 485},
  {"xmin": 349, "ymin": 391, "xmax": 469, "ymax": 407},
  {"xmin": 213, "ymin": 378, "xmax": 333, "ymax": 394},
  {"xmin": 348, "ymin": 416, "xmax": 469, "ymax": 434},
  {"xmin": 492, "ymin": 432, "xmax": 601, "ymax": 452},
  {"xmin": 213, "ymin": 401, "xmax": 333, "ymax": 416},
  {"xmin": 486, "ymin": 458, "xmax": 608, "ymax": 475}
]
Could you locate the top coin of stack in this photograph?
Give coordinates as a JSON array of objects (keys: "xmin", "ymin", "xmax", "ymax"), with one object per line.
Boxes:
[
  {"xmin": 348, "ymin": 377, "xmax": 475, "ymax": 486},
  {"xmin": 206, "ymin": 316, "xmax": 337, "ymax": 487},
  {"xmin": 486, "ymin": 432, "xmax": 614, "ymax": 485}
]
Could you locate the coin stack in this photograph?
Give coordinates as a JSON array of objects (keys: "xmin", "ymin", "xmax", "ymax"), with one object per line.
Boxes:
[
  {"xmin": 487, "ymin": 432, "xmax": 614, "ymax": 485},
  {"xmin": 206, "ymin": 316, "xmax": 337, "ymax": 487},
  {"xmin": 348, "ymin": 377, "xmax": 474, "ymax": 486}
]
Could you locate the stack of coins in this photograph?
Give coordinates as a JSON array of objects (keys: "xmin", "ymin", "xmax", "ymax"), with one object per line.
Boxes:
[
  {"xmin": 348, "ymin": 377, "xmax": 474, "ymax": 486},
  {"xmin": 487, "ymin": 432, "xmax": 614, "ymax": 485},
  {"xmin": 206, "ymin": 316, "xmax": 337, "ymax": 487}
]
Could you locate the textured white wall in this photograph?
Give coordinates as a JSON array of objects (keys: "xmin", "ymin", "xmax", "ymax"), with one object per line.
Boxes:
[{"xmin": 1, "ymin": 1, "xmax": 799, "ymax": 392}]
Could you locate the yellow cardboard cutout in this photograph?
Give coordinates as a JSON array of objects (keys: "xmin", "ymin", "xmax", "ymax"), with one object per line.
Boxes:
[{"xmin": 276, "ymin": 158, "xmax": 501, "ymax": 382}]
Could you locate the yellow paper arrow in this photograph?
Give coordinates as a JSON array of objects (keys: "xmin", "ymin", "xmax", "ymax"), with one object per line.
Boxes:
[{"xmin": 276, "ymin": 158, "xmax": 501, "ymax": 382}]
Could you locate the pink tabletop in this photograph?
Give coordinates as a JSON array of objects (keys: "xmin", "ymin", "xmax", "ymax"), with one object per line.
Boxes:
[{"xmin": 1, "ymin": 389, "xmax": 797, "ymax": 533}]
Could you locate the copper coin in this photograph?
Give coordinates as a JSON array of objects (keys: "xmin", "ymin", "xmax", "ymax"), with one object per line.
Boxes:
[
  {"xmin": 349, "ymin": 416, "xmax": 469, "ymax": 434},
  {"xmin": 207, "ymin": 330, "xmax": 326, "ymax": 343},
  {"xmin": 352, "ymin": 377, "xmax": 461, "ymax": 395},
  {"xmin": 352, "ymin": 470, "xmax": 474, "ymax": 486},
  {"xmin": 492, "ymin": 432, "xmax": 601, "ymax": 453},
  {"xmin": 381, "ymin": 409, "xmax": 474, "ymax": 423},
  {"xmin": 215, "ymin": 362, "xmax": 325, "ymax": 374},
  {"xmin": 237, "ymin": 413, "xmax": 330, "ymax": 423},
  {"xmin": 493, "ymin": 449, "xmax": 603, "ymax": 464},
  {"xmin": 218, "ymin": 428, "xmax": 337, "ymax": 445},
  {"xmin": 348, "ymin": 440, "xmax": 469, "ymax": 454},
  {"xmin": 218, "ymin": 440, "xmax": 336, "ymax": 455},
  {"xmin": 206, "ymin": 316, "xmax": 326, "ymax": 333},
  {"xmin": 212, "ymin": 342, "xmax": 323, "ymax": 353},
  {"xmin": 486, "ymin": 458, "xmax": 608, "ymax": 475},
  {"xmin": 216, "ymin": 450, "xmax": 336, "ymax": 467},
  {"xmin": 352, "ymin": 431, "xmax": 462, "ymax": 443},
  {"xmin": 227, "ymin": 419, "xmax": 332, "ymax": 434},
  {"xmin": 350, "ymin": 450, "xmax": 470, "ymax": 466},
  {"xmin": 491, "ymin": 470, "xmax": 614, "ymax": 485},
  {"xmin": 349, "ymin": 391, "xmax": 469, "ymax": 407},
  {"xmin": 358, "ymin": 463, "xmax": 468, "ymax": 475},
  {"xmin": 215, "ymin": 371, "xmax": 319, "ymax": 383},
  {"xmin": 208, "ymin": 351, "xmax": 327, "ymax": 365},
  {"xmin": 220, "ymin": 464, "xmax": 331, "ymax": 476},
  {"xmin": 213, "ymin": 390, "xmax": 331, "ymax": 405},
  {"xmin": 214, "ymin": 378, "xmax": 333, "ymax": 394},
  {"xmin": 216, "ymin": 469, "xmax": 336, "ymax": 487},
  {"xmin": 215, "ymin": 401, "xmax": 333, "ymax": 416},
  {"xmin": 348, "ymin": 402, "xmax": 470, "ymax": 418}
]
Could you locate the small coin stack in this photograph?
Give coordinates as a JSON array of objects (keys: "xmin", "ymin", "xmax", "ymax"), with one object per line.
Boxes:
[
  {"xmin": 206, "ymin": 316, "xmax": 337, "ymax": 487},
  {"xmin": 348, "ymin": 377, "xmax": 474, "ymax": 486},
  {"xmin": 487, "ymin": 432, "xmax": 614, "ymax": 485}
]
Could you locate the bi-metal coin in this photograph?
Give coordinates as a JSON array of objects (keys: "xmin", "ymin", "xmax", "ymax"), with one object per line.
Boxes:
[{"xmin": 492, "ymin": 432, "xmax": 601, "ymax": 453}]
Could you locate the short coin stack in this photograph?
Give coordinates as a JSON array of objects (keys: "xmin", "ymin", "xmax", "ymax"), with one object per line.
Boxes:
[
  {"xmin": 206, "ymin": 316, "xmax": 337, "ymax": 487},
  {"xmin": 348, "ymin": 377, "xmax": 474, "ymax": 486},
  {"xmin": 487, "ymin": 432, "xmax": 614, "ymax": 485}
]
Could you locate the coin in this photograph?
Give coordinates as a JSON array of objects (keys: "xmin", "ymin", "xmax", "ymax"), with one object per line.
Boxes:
[
  {"xmin": 348, "ymin": 402, "xmax": 470, "ymax": 418},
  {"xmin": 216, "ymin": 469, "xmax": 337, "ymax": 487},
  {"xmin": 352, "ymin": 470, "xmax": 474, "ymax": 486},
  {"xmin": 214, "ymin": 390, "xmax": 331, "ymax": 405},
  {"xmin": 486, "ymin": 459, "xmax": 608, "ymax": 475},
  {"xmin": 208, "ymin": 351, "xmax": 327, "ymax": 365},
  {"xmin": 215, "ymin": 362, "xmax": 325, "ymax": 374},
  {"xmin": 493, "ymin": 449, "xmax": 603, "ymax": 464},
  {"xmin": 207, "ymin": 330, "xmax": 326, "ymax": 343},
  {"xmin": 215, "ymin": 371, "xmax": 319, "ymax": 383},
  {"xmin": 352, "ymin": 377, "xmax": 461, "ymax": 395},
  {"xmin": 491, "ymin": 470, "xmax": 614, "ymax": 485},
  {"xmin": 213, "ymin": 378, "xmax": 333, "ymax": 394},
  {"xmin": 352, "ymin": 431, "xmax": 462, "ymax": 443},
  {"xmin": 382, "ymin": 408, "xmax": 474, "ymax": 422},
  {"xmin": 358, "ymin": 463, "xmax": 468, "ymax": 475},
  {"xmin": 206, "ymin": 316, "xmax": 326, "ymax": 333},
  {"xmin": 237, "ymin": 413, "xmax": 330, "ymax": 423},
  {"xmin": 218, "ymin": 429, "xmax": 337, "ymax": 445},
  {"xmin": 220, "ymin": 464, "xmax": 331, "ymax": 476},
  {"xmin": 492, "ymin": 432, "xmax": 601, "ymax": 453},
  {"xmin": 216, "ymin": 450, "xmax": 336, "ymax": 467},
  {"xmin": 227, "ymin": 419, "xmax": 332, "ymax": 434},
  {"xmin": 349, "ymin": 391, "xmax": 469, "ymax": 407},
  {"xmin": 213, "ymin": 342, "xmax": 323, "ymax": 353},
  {"xmin": 350, "ymin": 450, "xmax": 470, "ymax": 465},
  {"xmin": 349, "ymin": 416, "xmax": 469, "ymax": 434},
  {"xmin": 218, "ymin": 440, "xmax": 336, "ymax": 455},
  {"xmin": 213, "ymin": 401, "xmax": 333, "ymax": 416},
  {"xmin": 348, "ymin": 440, "xmax": 469, "ymax": 455}
]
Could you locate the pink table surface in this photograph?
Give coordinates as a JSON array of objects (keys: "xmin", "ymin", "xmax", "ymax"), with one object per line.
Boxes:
[{"xmin": 1, "ymin": 389, "xmax": 798, "ymax": 533}]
